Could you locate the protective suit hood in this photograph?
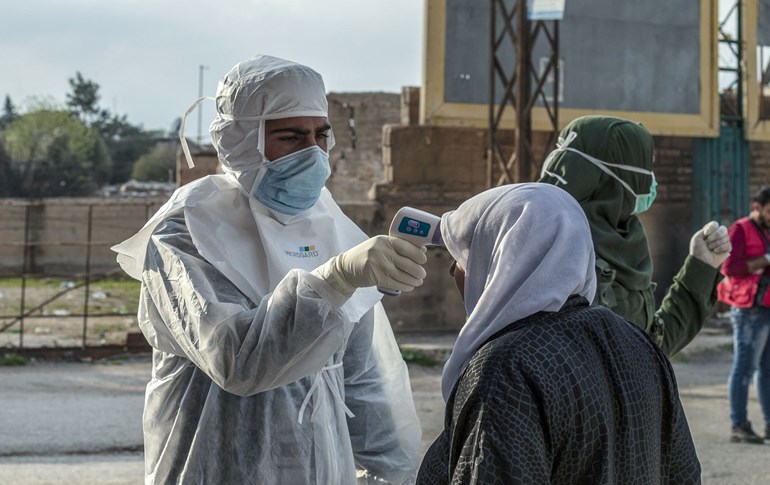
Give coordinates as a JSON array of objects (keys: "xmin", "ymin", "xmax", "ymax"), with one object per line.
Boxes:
[
  {"xmin": 209, "ymin": 55, "xmax": 335, "ymax": 178},
  {"xmin": 113, "ymin": 55, "xmax": 378, "ymax": 322}
]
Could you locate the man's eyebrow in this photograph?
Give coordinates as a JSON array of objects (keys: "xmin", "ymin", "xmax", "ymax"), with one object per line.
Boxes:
[
  {"xmin": 268, "ymin": 127, "xmax": 311, "ymax": 135},
  {"xmin": 267, "ymin": 124, "xmax": 331, "ymax": 135}
]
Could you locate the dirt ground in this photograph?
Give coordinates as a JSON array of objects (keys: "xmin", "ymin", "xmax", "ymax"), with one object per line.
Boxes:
[{"xmin": 0, "ymin": 279, "xmax": 139, "ymax": 349}]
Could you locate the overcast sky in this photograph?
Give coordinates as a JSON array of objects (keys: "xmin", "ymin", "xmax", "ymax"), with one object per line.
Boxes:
[{"xmin": 0, "ymin": 0, "xmax": 424, "ymax": 136}]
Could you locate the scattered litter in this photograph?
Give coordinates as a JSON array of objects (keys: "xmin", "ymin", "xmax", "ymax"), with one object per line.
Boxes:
[
  {"xmin": 60, "ymin": 281, "xmax": 75, "ymax": 289},
  {"xmin": 91, "ymin": 291, "xmax": 108, "ymax": 299},
  {"xmin": 53, "ymin": 309, "xmax": 71, "ymax": 316},
  {"xmin": 33, "ymin": 327, "xmax": 51, "ymax": 334}
]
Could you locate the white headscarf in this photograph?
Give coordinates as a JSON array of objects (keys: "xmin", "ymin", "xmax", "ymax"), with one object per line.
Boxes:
[
  {"xmin": 113, "ymin": 55, "xmax": 379, "ymax": 322},
  {"xmin": 440, "ymin": 183, "xmax": 597, "ymax": 400}
]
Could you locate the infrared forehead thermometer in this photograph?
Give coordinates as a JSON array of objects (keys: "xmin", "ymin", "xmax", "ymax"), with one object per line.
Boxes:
[
  {"xmin": 378, "ymin": 206, "xmax": 443, "ymax": 297},
  {"xmin": 390, "ymin": 206, "xmax": 443, "ymax": 247}
]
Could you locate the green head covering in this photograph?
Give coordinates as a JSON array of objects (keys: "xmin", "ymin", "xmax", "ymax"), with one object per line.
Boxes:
[{"xmin": 537, "ymin": 115, "xmax": 655, "ymax": 291}]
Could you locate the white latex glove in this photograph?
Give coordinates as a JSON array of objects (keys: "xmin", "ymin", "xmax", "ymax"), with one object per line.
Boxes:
[
  {"xmin": 314, "ymin": 235, "xmax": 428, "ymax": 297},
  {"xmin": 689, "ymin": 221, "xmax": 731, "ymax": 269}
]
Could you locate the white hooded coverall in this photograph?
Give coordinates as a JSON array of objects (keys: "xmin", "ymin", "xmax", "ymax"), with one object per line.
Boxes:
[{"xmin": 112, "ymin": 55, "xmax": 421, "ymax": 484}]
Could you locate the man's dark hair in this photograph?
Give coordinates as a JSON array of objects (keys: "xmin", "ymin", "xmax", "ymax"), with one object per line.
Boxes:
[{"xmin": 752, "ymin": 187, "xmax": 770, "ymax": 207}]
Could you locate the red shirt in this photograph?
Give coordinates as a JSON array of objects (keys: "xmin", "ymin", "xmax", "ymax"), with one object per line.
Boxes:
[
  {"xmin": 718, "ymin": 216, "xmax": 770, "ymax": 307},
  {"xmin": 721, "ymin": 217, "xmax": 770, "ymax": 278}
]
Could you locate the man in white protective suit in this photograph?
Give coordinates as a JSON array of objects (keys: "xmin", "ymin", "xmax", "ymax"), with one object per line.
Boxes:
[{"xmin": 112, "ymin": 54, "xmax": 425, "ymax": 485}]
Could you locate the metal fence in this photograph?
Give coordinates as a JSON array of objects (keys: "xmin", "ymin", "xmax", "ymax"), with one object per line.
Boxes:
[{"xmin": 0, "ymin": 198, "xmax": 165, "ymax": 357}]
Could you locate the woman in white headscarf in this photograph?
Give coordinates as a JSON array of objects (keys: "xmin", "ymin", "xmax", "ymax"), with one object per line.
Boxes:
[
  {"xmin": 113, "ymin": 55, "xmax": 423, "ymax": 485},
  {"xmin": 417, "ymin": 183, "xmax": 700, "ymax": 484}
]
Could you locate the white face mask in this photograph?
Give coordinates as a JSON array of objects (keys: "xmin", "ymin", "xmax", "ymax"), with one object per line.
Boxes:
[{"xmin": 541, "ymin": 131, "xmax": 657, "ymax": 215}]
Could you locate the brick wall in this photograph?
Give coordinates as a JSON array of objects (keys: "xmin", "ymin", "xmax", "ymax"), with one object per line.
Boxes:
[
  {"xmin": 0, "ymin": 198, "xmax": 167, "ymax": 276},
  {"xmin": 749, "ymin": 141, "xmax": 770, "ymax": 196},
  {"xmin": 326, "ymin": 92, "xmax": 400, "ymax": 203},
  {"xmin": 652, "ymin": 136, "xmax": 694, "ymax": 203},
  {"xmin": 0, "ymin": 202, "xmax": 29, "ymax": 275},
  {"xmin": 376, "ymin": 124, "xmax": 486, "ymax": 330},
  {"xmin": 177, "ymin": 143, "xmax": 220, "ymax": 187},
  {"xmin": 638, "ymin": 136, "xmax": 695, "ymax": 300}
]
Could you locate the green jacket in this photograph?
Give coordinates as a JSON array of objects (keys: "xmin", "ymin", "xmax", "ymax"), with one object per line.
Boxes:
[
  {"xmin": 596, "ymin": 254, "xmax": 720, "ymax": 355},
  {"xmin": 539, "ymin": 115, "xmax": 721, "ymax": 355}
]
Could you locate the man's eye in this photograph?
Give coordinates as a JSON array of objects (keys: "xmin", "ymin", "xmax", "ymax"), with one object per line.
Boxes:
[
  {"xmin": 279, "ymin": 136, "xmax": 299, "ymax": 142},
  {"xmin": 317, "ymin": 132, "xmax": 330, "ymax": 139}
]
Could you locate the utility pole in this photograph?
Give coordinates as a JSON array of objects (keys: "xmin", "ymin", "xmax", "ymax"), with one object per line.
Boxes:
[
  {"xmin": 487, "ymin": 0, "xmax": 561, "ymax": 187},
  {"xmin": 197, "ymin": 65, "xmax": 209, "ymax": 145}
]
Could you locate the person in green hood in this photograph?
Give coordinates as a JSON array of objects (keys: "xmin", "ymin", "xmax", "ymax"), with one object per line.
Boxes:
[{"xmin": 538, "ymin": 115, "xmax": 732, "ymax": 355}]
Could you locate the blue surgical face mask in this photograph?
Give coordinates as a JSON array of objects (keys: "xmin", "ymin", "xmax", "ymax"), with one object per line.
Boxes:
[{"xmin": 253, "ymin": 146, "xmax": 331, "ymax": 215}]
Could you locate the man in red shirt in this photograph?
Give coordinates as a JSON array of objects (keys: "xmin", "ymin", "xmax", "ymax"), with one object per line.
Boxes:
[{"xmin": 719, "ymin": 187, "xmax": 770, "ymax": 443}]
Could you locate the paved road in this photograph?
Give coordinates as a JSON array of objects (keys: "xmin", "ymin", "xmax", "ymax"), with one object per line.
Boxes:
[
  {"xmin": 1, "ymin": 333, "xmax": 769, "ymax": 484},
  {"xmin": 0, "ymin": 358, "xmax": 146, "ymax": 485}
]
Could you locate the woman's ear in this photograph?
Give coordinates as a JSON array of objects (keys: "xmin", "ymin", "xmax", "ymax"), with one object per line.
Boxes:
[{"xmin": 451, "ymin": 260, "xmax": 465, "ymax": 301}]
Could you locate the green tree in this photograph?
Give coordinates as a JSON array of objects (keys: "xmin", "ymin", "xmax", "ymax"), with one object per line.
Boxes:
[
  {"xmin": 0, "ymin": 140, "xmax": 19, "ymax": 196},
  {"xmin": 131, "ymin": 142, "xmax": 176, "ymax": 182},
  {"xmin": 2, "ymin": 109, "xmax": 111, "ymax": 197},
  {"xmin": 66, "ymin": 72, "xmax": 101, "ymax": 125},
  {"xmin": 65, "ymin": 72, "xmax": 156, "ymax": 184},
  {"xmin": 94, "ymin": 112, "xmax": 156, "ymax": 183},
  {"xmin": 0, "ymin": 95, "xmax": 19, "ymax": 129}
]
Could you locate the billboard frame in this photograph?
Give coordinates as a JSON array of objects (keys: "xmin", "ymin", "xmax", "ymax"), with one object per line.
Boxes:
[
  {"xmin": 743, "ymin": 0, "xmax": 770, "ymax": 141},
  {"xmin": 421, "ymin": 0, "xmax": 720, "ymax": 137}
]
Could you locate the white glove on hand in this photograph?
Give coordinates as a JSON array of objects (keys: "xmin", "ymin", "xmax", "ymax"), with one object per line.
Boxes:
[
  {"xmin": 689, "ymin": 221, "xmax": 731, "ymax": 269},
  {"xmin": 314, "ymin": 235, "xmax": 428, "ymax": 297}
]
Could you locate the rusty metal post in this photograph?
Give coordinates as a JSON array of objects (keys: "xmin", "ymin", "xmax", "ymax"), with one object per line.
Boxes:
[
  {"xmin": 487, "ymin": 0, "xmax": 560, "ymax": 187},
  {"xmin": 18, "ymin": 204, "xmax": 31, "ymax": 348},
  {"xmin": 552, "ymin": 24, "xmax": 560, "ymax": 151},
  {"xmin": 515, "ymin": 0, "xmax": 532, "ymax": 182},
  {"xmin": 82, "ymin": 204, "xmax": 94, "ymax": 346},
  {"xmin": 487, "ymin": 0, "xmax": 497, "ymax": 188}
]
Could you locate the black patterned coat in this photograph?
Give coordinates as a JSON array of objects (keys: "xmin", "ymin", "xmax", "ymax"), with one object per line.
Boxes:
[{"xmin": 417, "ymin": 297, "xmax": 701, "ymax": 485}]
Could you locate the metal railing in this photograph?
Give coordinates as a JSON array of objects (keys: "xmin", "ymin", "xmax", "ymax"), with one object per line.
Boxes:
[{"xmin": 0, "ymin": 199, "xmax": 161, "ymax": 356}]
